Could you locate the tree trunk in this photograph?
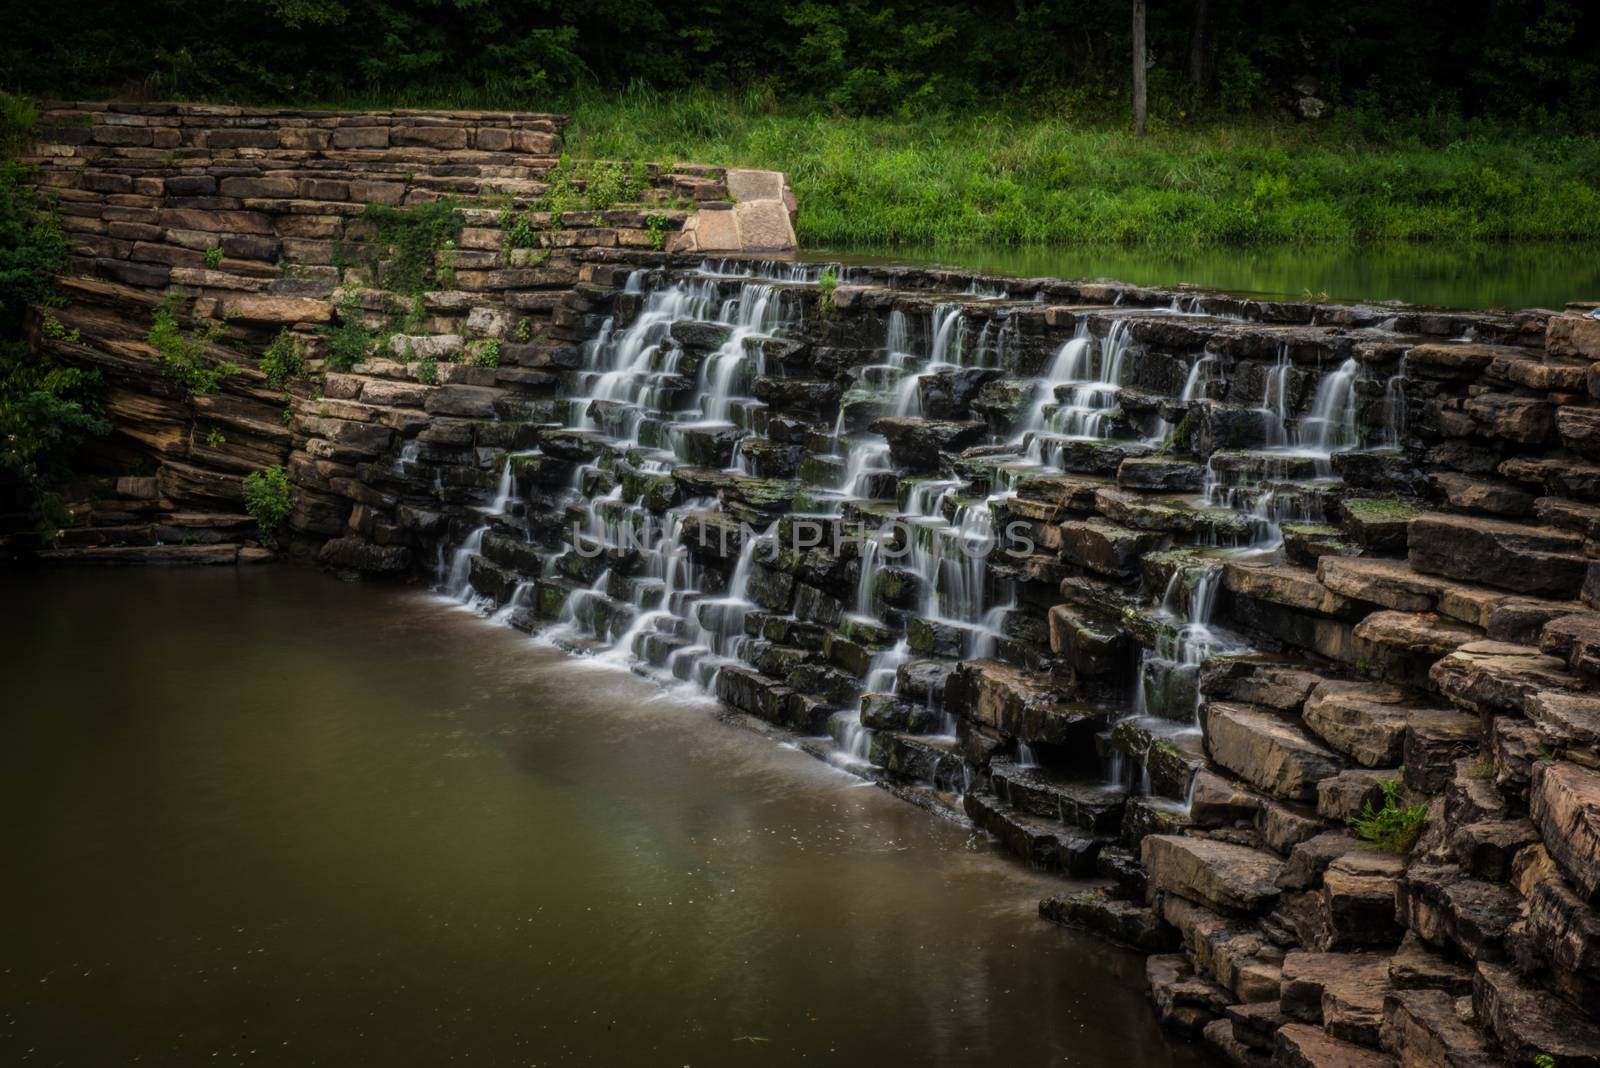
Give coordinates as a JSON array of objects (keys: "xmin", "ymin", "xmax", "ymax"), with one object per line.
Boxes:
[
  {"xmin": 1132, "ymin": 0, "xmax": 1148, "ymax": 135},
  {"xmin": 1188, "ymin": 0, "xmax": 1212, "ymax": 93}
]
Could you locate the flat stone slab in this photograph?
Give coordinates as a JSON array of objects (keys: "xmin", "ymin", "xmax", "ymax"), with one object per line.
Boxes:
[
  {"xmin": 1142, "ymin": 834, "xmax": 1284, "ymax": 915},
  {"xmin": 1474, "ymin": 960, "xmax": 1600, "ymax": 1067},
  {"xmin": 1530, "ymin": 760, "xmax": 1600, "ymax": 905},
  {"xmin": 1205, "ymin": 702, "xmax": 1346, "ymax": 802}
]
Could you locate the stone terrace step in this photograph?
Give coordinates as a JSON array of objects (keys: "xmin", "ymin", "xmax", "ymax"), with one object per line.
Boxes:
[{"xmin": 989, "ymin": 758, "xmax": 1127, "ymax": 834}]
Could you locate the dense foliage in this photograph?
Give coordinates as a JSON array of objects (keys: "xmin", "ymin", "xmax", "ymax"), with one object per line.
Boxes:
[
  {"xmin": 3, "ymin": 1, "xmax": 1597, "ymax": 127},
  {"xmin": 0, "ymin": 99, "xmax": 109, "ymax": 491},
  {"xmin": 242, "ymin": 464, "xmax": 293, "ymax": 546}
]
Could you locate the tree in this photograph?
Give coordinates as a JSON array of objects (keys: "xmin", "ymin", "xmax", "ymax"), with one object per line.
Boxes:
[
  {"xmin": 1131, "ymin": 0, "xmax": 1148, "ymax": 134},
  {"xmin": 1188, "ymin": 0, "xmax": 1213, "ymax": 94}
]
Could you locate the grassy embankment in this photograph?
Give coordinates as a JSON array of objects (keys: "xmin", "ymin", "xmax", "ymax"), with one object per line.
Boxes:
[{"xmin": 309, "ymin": 87, "xmax": 1600, "ymax": 250}]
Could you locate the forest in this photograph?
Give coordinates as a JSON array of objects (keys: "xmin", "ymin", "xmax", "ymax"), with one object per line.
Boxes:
[{"xmin": 4, "ymin": 0, "xmax": 1597, "ymax": 127}]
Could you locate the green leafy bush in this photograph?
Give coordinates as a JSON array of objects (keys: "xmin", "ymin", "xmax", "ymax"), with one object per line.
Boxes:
[
  {"xmin": 324, "ymin": 292, "xmax": 373, "ymax": 371},
  {"xmin": 1348, "ymin": 775, "xmax": 1429, "ymax": 854},
  {"xmin": 145, "ymin": 295, "xmax": 239, "ymax": 397},
  {"xmin": 415, "ymin": 354, "xmax": 438, "ymax": 385},
  {"xmin": 259, "ymin": 329, "xmax": 305, "ymax": 389},
  {"xmin": 242, "ymin": 464, "xmax": 292, "ymax": 547}
]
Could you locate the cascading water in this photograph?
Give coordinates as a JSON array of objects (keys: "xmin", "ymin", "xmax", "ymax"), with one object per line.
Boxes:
[{"xmin": 430, "ymin": 258, "xmax": 1395, "ymax": 821}]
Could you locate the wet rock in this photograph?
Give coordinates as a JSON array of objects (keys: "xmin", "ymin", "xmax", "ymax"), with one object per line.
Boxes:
[
  {"xmin": 751, "ymin": 376, "xmax": 841, "ymax": 412},
  {"xmin": 946, "ymin": 658, "xmax": 1111, "ymax": 745},
  {"xmin": 1229, "ymin": 1001, "xmax": 1291, "ymax": 1053},
  {"xmin": 1409, "ymin": 513, "xmax": 1587, "ymax": 598},
  {"xmin": 1204, "ymin": 702, "xmax": 1347, "ymax": 802},
  {"xmin": 1432, "ymin": 472, "xmax": 1536, "ymax": 518},
  {"xmin": 1191, "ymin": 769, "xmax": 1265, "ymax": 828},
  {"xmin": 1275, "ymin": 1022, "xmax": 1397, "ymax": 1068},
  {"xmin": 1054, "ymin": 518, "xmax": 1165, "ymax": 577},
  {"xmin": 1524, "ymin": 867, "xmax": 1600, "ymax": 1007},
  {"xmin": 1280, "ymin": 950, "xmax": 1394, "ymax": 1044},
  {"xmin": 1449, "ymin": 819, "xmax": 1538, "ymax": 880},
  {"xmin": 1303, "ymin": 680, "xmax": 1429, "ymax": 768},
  {"xmin": 1284, "ymin": 523, "xmax": 1359, "ymax": 567},
  {"xmin": 1539, "ymin": 610, "xmax": 1600, "ymax": 678},
  {"xmin": 895, "ymin": 658, "xmax": 955, "ymax": 704},
  {"xmin": 1529, "ymin": 760, "xmax": 1600, "ymax": 905},
  {"xmin": 317, "ymin": 535, "xmax": 411, "ymax": 574},
  {"xmin": 1379, "ymin": 988, "xmax": 1503, "ymax": 1068},
  {"xmin": 991, "ymin": 762, "xmax": 1125, "ymax": 833},
  {"xmin": 1047, "ymin": 603, "xmax": 1129, "ymax": 674},
  {"xmin": 1278, "ymin": 831, "xmax": 1362, "ymax": 892},
  {"xmin": 1402, "ymin": 709, "xmax": 1485, "ymax": 794},
  {"xmin": 1319, "ymin": 770, "xmax": 1394, "ymax": 822},
  {"xmin": 1142, "ymin": 834, "xmax": 1283, "ymax": 915},
  {"xmin": 1039, "ymin": 889, "xmax": 1174, "ymax": 952},
  {"xmin": 1387, "ymin": 931, "xmax": 1474, "ymax": 996},
  {"xmin": 1321, "ymin": 851, "xmax": 1405, "ymax": 948},
  {"xmin": 669, "ymin": 319, "xmax": 731, "ymax": 350},
  {"xmin": 1118, "ymin": 455, "xmax": 1206, "ymax": 492},
  {"xmin": 1147, "ymin": 952, "xmax": 1232, "ymax": 1035},
  {"xmin": 1431, "ymin": 641, "xmax": 1579, "ymax": 716},
  {"xmin": 963, "ymin": 792, "xmax": 1102, "ymax": 874},
  {"xmin": 1397, "ymin": 866, "xmax": 1522, "ymax": 963},
  {"xmin": 1201, "ymin": 657, "xmax": 1324, "ymax": 713},
  {"xmin": 1341, "ymin": 498, "xmax": 1425, "ymax": 553},
  {"xmin": 1225, "ymin": 562, "xmax": 1366, "ymax": 620},
  {"xmin": 1204, "ymin": 1016, "xmax": 1274, "ymax": 1068},
  {"xmin": 869, "ymin": 416, "xmax": 987, "ymax": 470},
  {"xmin": 1526, "ymin": 690, "xmax": 1600, "ymax": 751},
  {"xmin": 1473, "ymin": 960, "xmax": 1600, "ymax": 1068}
]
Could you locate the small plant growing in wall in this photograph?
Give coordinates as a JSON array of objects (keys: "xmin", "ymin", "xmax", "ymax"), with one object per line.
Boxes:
[
  {"xmin": 415, "ymin": 354, "xmax": 438, "ymax": 385},
  {"xmin": 468, "ymin": 339, "xmax": 501, "ymax": 368},
  {"xmin": 324, "ymin": 292, "xmax": 373, "ymax": 371},
  {"xmin": 357, "ymin": 199, "xmax": 465, "ymax": 294},
  {"xmin": 259, "ymin": 329, "xmax": 305, "ymax": 389},
  {"xmin": 146, "ymin": 294, "xmax": 239, "ymax": 397},
  {"xmin": 242, "ymin": 464, "xmax": 292, "ymax": 547},
  {"xmin": 1348, "ymin": 773, "xmax": 1428, "ymax": 853},
  {"xmin": 204, "ymin": 246, "xmax": 224, "ymax": 269},
  {"xmin": 645, "ymin": 214, "xmax": 671, "ymax": 250},
  {"xmin": 41, "ymin": 315, "xmax": 80, "ymax": 343},
  {"xmin": 816, "ymin": 267, "xmax": 839, "ymax": 315},
  {"xmin": 204, "ymin": 425, "xmax": 226, "ymax": 449}
]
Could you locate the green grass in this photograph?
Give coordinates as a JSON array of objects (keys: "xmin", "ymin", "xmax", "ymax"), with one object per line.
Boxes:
[
  {"xmin": 550, "ymin": 90, "xmax": 1600, "ymax": 248},
  {"xmin": 23, "ymin": 84, "xmax": 1600, "ymax": 253},
  {"xmin": 296, "ymin": 87, "xmax": 1600, "ymax": 250}
]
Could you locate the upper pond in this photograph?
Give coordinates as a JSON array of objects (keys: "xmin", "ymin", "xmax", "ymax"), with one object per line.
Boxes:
[
  {"xmin": 819, "ymin": 241, "xmax": 1600, "ymax": 311},
  {"xmin": 2, "ymin": 567, "xmax": 1202, "ymax": 1067}
]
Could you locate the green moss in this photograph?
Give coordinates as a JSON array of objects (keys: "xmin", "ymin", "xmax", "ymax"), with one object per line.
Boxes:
[{"xmin": 1342, "ymin": 497, "xmax": 1423, "ymax": 525}]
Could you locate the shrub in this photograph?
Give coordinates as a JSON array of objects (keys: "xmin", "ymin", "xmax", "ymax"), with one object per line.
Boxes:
[
  {"xmin": 324, "ymin": 292, "xmax": 373, "ymax": 371},
  {"xmin": 468, "ymin": 338, "xmax": 500, "ymax": 367},
  {"xmin": 203, "ymin": 246, "xmax": 224, "ymax": 269},
  {"xmin": 1348, "ymin": 775, "xmax": 1429, "ymax": 853},
  {"xmin": 415, "ymin": 354, "xmax": 438, "ymax": 385},
  {"xmin": 242, "ymin": 464, "xmax": 292, "ymax": 547},
  {"xmin": 357, "ymin": 199, "xmax": 464, "ymax": 294},
  {"xmin": 259, "ymin": 329, "xmax": 305, "ymax": 389},
  {"xmin": 145, "ymin": 295, "xmax": 238, "ymax": 397}
]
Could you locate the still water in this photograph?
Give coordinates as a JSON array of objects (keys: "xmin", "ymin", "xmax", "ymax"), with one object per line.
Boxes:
[
  {"xmin": 2, "ymin": 568, "xmax": 1201, "ymax": 1067},
  {"xmin": 819, "ymin": 241, "xmax": 1600, "ymax": 312}
]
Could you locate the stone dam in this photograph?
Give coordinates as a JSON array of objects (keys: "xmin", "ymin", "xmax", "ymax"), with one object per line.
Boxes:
[{"xmin": 14, "ymin": 103, "xmax": 1600, "ymax": 1067}]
